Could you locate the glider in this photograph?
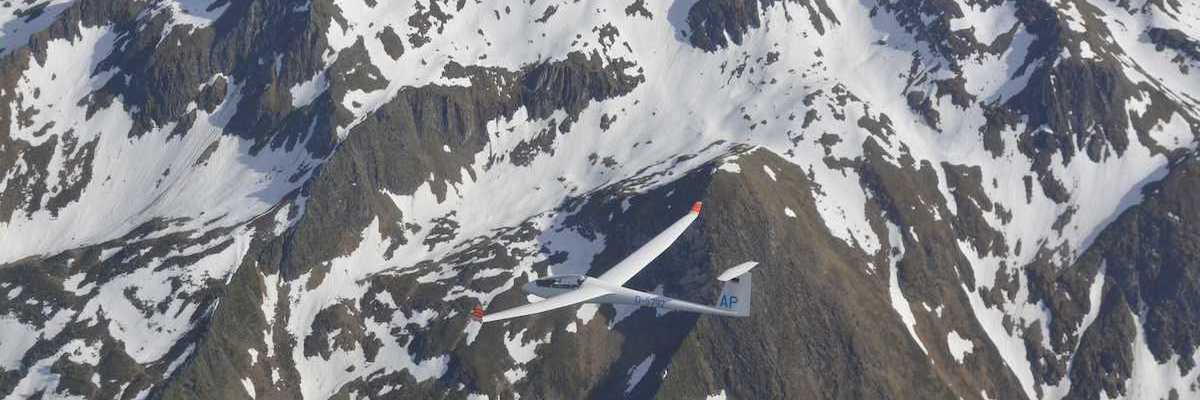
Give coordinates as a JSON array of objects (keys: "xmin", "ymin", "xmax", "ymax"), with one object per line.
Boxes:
[{"xmin": 472, "ymin": 201, "xmax": 760, "ymax": 323}]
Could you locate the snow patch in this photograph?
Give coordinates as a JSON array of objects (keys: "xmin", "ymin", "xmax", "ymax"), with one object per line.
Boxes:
[
  {"xmin": 1119, "ymin": 312, "xmax": 1200, "ymax": 400},
  {"xmin": 886, "ymin": 222, "xmax": 927, "ymax": 355},
  {"xmin": 241, "ymin": 377, "xmax": 256, "ymax": 399},
  {"xmin": 761, "ymin": 165, "xmax": 777, "ymax": 181},
  {"xmin": 0, "ymin": 316, "xmax": 40, "ymax": 370},
  {"xmin": 626, "ymin": 354, "xmax": 656, "ymax": 394},
  {"xmin": 290, "ymin": 71, "xmax": 329, "ymax": 108},
  {"xmin": 503, "ymin": 329, "xmax": 550, "ymax": 365},
  {"xmin": 946, "ymin": 330, "xmax": 975, "ymax": 363}
]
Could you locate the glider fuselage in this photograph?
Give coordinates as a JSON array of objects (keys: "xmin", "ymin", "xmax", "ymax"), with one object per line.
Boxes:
[{"xmin": 523, "ymin": 274, "xmax": 742, "ymax": 316}]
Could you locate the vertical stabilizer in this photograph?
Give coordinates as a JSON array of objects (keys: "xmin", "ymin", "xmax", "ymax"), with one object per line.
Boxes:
[{"xmin": 715, "ymin": 261, "xmax": 758, "ymax": 317}]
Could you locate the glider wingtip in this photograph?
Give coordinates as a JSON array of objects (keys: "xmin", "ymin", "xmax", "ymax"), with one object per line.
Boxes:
[
  {"xmin": 691, "ymin": 201, "xmax": 702, "ymax": 214},
  {"xmin": 470, "ymin": 305, "xmax": 485, "ymax": 322}
]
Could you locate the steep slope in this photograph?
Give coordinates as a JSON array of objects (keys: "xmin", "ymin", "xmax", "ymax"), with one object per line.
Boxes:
[
  {"xmin": 1, "ymin": 0, "xmax": 1199, "ymax": 399},
  {"xmin": 1058, "ymin": 155, "xmax": 1200, "ymax": 400}
]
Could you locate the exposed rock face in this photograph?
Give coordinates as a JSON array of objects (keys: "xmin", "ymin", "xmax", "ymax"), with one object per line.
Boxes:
[
  {"xmin": 1058, "ymin": 155, "xmax": 1200, "ymax": 400},
  {"xmin": 1, "ymin": 1, "xmax": 1199, "ymax": 399}
]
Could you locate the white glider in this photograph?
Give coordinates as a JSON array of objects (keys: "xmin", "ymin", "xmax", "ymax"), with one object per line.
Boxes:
[{"xmin": 472, "ymin": 201, "xmax": 760, "ymax": 323}]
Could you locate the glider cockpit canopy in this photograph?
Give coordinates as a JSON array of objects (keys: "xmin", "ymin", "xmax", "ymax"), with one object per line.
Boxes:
[{"xmin": 532, "ymin": 275, "xmax": 585, "ymax": 290}]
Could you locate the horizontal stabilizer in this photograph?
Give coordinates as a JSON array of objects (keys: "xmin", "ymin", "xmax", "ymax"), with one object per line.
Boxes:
[{"xmin": 717, "ymin": 261, "xmax": 759, "ymax": 281}]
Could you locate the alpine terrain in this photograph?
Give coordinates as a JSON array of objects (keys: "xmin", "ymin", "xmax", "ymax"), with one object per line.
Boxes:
[{"xmin": 1, "ymin": 0, "xmax": 1198, "ymax": 398}]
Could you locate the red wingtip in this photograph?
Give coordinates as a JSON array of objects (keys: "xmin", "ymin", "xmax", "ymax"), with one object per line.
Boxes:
[
  {"xmin": 470, "ymin": 306, "xmax": 485, "ymax": 321},
  {"xmin": 691, "ymin": 201, "xmax": 703, "ymax": 214}
]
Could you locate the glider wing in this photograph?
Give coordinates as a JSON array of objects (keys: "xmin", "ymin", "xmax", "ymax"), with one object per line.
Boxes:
[
  {"xmin": 596, "ymin": 202, "xmax": 702, "ymax": 286},
  {"xmin": 480, "ymin": 286, "xmax": 609, "ymax": 323}
]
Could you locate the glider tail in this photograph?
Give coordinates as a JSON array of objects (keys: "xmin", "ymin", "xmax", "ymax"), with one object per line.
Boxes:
[{"xmin": 715, "ymin": 261, "xmax": 759, "ymax": 317}]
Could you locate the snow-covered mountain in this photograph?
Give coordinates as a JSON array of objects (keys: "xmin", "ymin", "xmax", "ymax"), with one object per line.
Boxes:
[{"xmin": 1, "ymin": 0, "xmax": 1198, "ymax": 398}]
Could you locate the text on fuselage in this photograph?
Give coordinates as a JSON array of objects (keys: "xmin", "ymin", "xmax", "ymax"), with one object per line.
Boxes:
[{"xmin": 634, "ymin": 296, "xmax": 667, "ymax": 308}]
